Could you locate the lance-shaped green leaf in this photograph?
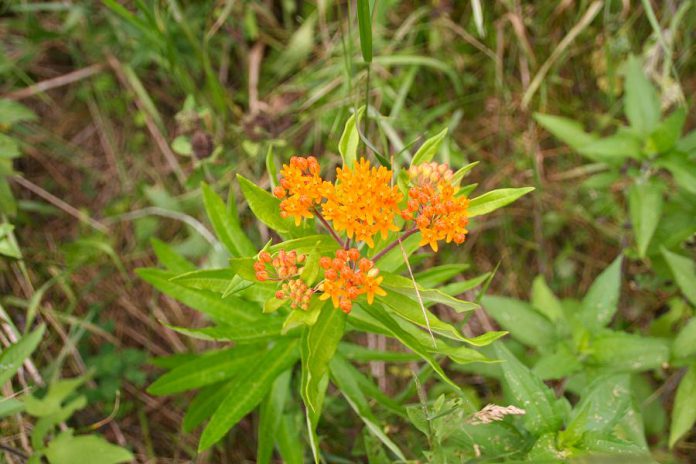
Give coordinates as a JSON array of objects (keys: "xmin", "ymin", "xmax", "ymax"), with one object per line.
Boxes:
[
  {"xmin": 258, "ymin": 369, "xmax": 292, "ymax": 464},
  {"xmin": 147, "ymin": 345, "xmax": 260, "ymax": 395},
  {"xmin": 411, "ymin": 127, "xmax": 447, "ymax": 166},
  {"xmin": 238, "ymin": 174, "xmax": 295, "ymax": 234},
  {"xmin": 628, "ymin": 179, "xmax": 664, "ymax": 258},
  {"xmin": 669, "ymin": 364, "xmax": 696, "ymax": 448},
  {"xmin": 624, "ymin": 55, "xmax": 660, "ymax": 135},
  {"xmin": 413, "ymin": 263, "xmax": 470, "ymax": 287},
  {"xmin": 531, "ymin": 275, "xmax": 565, "ymax": 323},
  {"xmin": 136, "ymin": 268, "xmax": 259, "ymax": 324},
  {"xmin": 356, "ymin": 0, "xmax": 372, "ymax": 62},
  {"xmin": 495, "ymin": 343, "xmax": 563, "ymax": 436},
  {"xmin": 673, "ymin": 318, "xmax": 696, "ymax": 360},
  {"xmin": 339, "ymin": 107, "xmax": 365, "ymax": 168},
  {"xmin": 533, "ymin": 113, "xmax": 597, "ymax": 150},
  {"xmin": 590, "ymin": 332, "xmax": 669, "ymax": 372},
  {"xmin": 482, "ymin": 296, "xmax": 556, "ymax": 348},
  {"xmin": 170, "ymin": 268, "xmax": 237, "ymax": 293},
  {"xmin": 199, "ymin": 339, "xmax": 299, "ymax": 450},
  {"xmin": 329, "ymin": 354, "xmax": 406, "ymax": 460},
  {"xmin": 201, "ymin": 182, "xmax": 255, "ymax": 257},
  {"xmin": 467, "ymin": 187, "xmax": 534, "ymax": 218},
  {"xmin": 166, "ymin": 318, "xmax": 285, "ymax": 343},
  {"xmin": 0, "ymin": 324, "xmax": 45, "ymax": 386},
  {"xmin": 661, "ymin": 248, "xmax": 696, "ymax": 306},
  {"xmin": 151, "ymin": 238, "xmax": 196, "ymax": 273},
  {"xmin": 380, "ymin": 272, "xmax": 478, "ymax": 314},
  {"xmin": 580, "ymin": 255, "xmax": 623, "ymax": 330},
  {"xmin": 183, "ymin": 380, "xmax": 234, "ymax": 432}
]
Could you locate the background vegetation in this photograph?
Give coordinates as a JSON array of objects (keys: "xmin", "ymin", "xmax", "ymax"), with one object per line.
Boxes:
[{"xmin": 1, "ymin": 0, "xmax": 695, "ymax": 462}]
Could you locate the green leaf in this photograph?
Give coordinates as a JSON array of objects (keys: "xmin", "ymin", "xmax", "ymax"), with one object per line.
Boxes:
[
  {"xmin": 237, "ymin": 174, "xmax": 294, "ymax": 234},
  {"xmin": 451, "ymin": 161, "xmax": 479, "ymax": 185},
  {"xmin": 414, "ymin": 263, "xmax": 470, "ymax": 287},
  {"xmin": 0, "ymin": 397, "xmax": 24, "ymax": 418},
  {"xmin": 356, "ymin": 0, "xmax": 372, "ymax": 62},
  {"xmin": 578, "ymin": 133, "xmax": 642, "ymax": 163},
  {"xmin": 301, "ymin": 302, "xmax": 345, "ymax": 415},
  {"xmin": 258, "ymin": 369, "xmax": 292, "ymax": 464},
  {"xmin": 381, "ymin": 273, "xmax": 478, "ymax": 313},
  {"xmin": 657, "ymin": 155, "xmax": 696, "ymax": 195},
  {"xmin": 533, "ymin": 113, "xmax": 597, "ymax": 150},
  {"xmin": 629, "ymin": 180, "xmax": 663, "ymax": 258},
  {"xmin": 0, "ymin": 133, "xmax": 20, "ymax": 159},
  {"xmin": 531, "ymin": 276, "xmax": 564, "ymax": 323},
  {"xmin": 44, "ymin": 431, "xmax": 133, "ymax": 464},
  {"xmin": 201, "ymin": 182, "xmax": 255, "ymax": 257},
  {"xmin": 0, "ymin": 99, "xmax": 37, "ymax": 127},
  {"xmin": 150, "ymin": 238, "xmax": 196, "ymax": 273},
  {"xmin": 495, "ymin": 343, "xmax": 563, "ymax": 436},
  {"xmin": 136, "ymin": 268, "xmax": 259, "ymax": 324},
  {"xmin": 650, "ymin": 107, "xmax": 686, "ymax": 153},
  {"xmin": 329, "ymin": 354, "xmax": 406, "ymax": 460},
  {"xmin": 482, "ymin": 296, "xmax": 556, "ymax": 348},
  {"xmin": 183, "ymin": 381, "xmax": 234, "ymax": 432},
  {"xmin": 661, "ymin": 248, "xmax": 696, "ymax": 306},
  {"xmin": 199, "ymin": 339, "xmax": 299, "ymax": 451},
  {"xmin": 467, "ymin": 187, "xmax": 534, "ymax": 218},
  {"xmin": 669, "ymin": 364, "xmax": 696, "ymax": 448},
  {"xmin": 282, "ymin": 296, "xmax": 323, "ymax": 334},
  {"xmin": 170, "ymin": 268, "xmax": 237, "ymax": 293},
  {"xmin": 533, "ymin": 345, "xmax": 581, "ymax": 380},
  {"xmin": 624, "ymin": 55, "xmax": 661, "ymax": 135},
  {"xmin": 410, "ymin": 128, "xmax": 448, "ymax": 166},
  {"xmin": 165, "ymin": 318, "xmax": 284, "ymax": 343},
  {"xmin": 147, "ymin": 346, "xmax": 260, "ymax": 395},
  {"xmin": 673, "ymin": 318, "xmax": 696, "ymax": 360},
  {"xmin": 0, "ymin": 324, "xmax": 45, "ymax": 386},
  {"xmin": 580, "ymin": 255, "xmax": 623, "ymax": 330},
  {"xmin": 24, "ymin": 376, "xmax": 88, "ymax": 417},
  {"xmin": 590, "ymin": 332, "xmax": 669, "ymax": 372},
  {"xmin": 562, "ymin": 374, "xmax": 631, "ymax": 446},
  {"xmin": 338, "ymin": 107, "xmax": 365, "ymax": 168}
]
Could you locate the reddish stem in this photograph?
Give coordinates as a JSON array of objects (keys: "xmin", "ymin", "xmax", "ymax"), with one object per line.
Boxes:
[
  {"xmin": 313, "ymin": 207, "xmax": 344, "ymax": 246},
  {"xmin": 372, "ymin": 227, "xmax": 418, "ymax": 263}
]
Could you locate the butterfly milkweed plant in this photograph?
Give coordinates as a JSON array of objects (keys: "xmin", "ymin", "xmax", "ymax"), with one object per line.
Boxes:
[{"xmin": 138, "ymin": 120, "xmax": 533, "ymax": 461}]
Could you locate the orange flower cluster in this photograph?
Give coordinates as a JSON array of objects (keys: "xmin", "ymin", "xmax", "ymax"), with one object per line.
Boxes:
[
  {"xmin": 254, "ymin": 250, "xmax": 306, "ymax": 281},
  {"xmin": 273, "ymin": 156, "xmax": 330, "ymax": 225},
  {"xmin": 322, "ymin": 159, "xmax": 402, "ymax": 248},
  {"xmin": 276, "ymin": 279, "xmax": 313, "ymax": 310},
  {"xmin": 318, "ymin": 249, "xmax": 385, "ymax": 314},
  {"xmin": 401, "ymin": 162, "xmax": 469, "ymax": 251}
]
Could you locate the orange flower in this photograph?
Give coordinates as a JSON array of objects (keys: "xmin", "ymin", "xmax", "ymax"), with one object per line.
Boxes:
[
  {"xmin": 322, "ymin": 158, "xmax": 402, "ymax": 247},
  {"xmin": 275, "ymin": 156, "xmax": 331, "ymax": 226},
  {"xmin": 404, "ymin": 162, "xmax": 469, "ymax": 251},
  {"xmin": 318, "ymin": 248, "xmax": 386, "ymax": 313}
]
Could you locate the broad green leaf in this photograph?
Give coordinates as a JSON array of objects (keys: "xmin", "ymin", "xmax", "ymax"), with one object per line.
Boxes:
[
  {"xmin": 44, "ymin": 431, "xmax": 133, "ymax": 464},
  {"xmin": 31, "ymin": 396, "xmax": 87, "ymax": 449},
  {"xmin": 673, "ymin": 318, "xmax": 696, "ymax": 360},
  {"xmin": 590, "ymin": 332, "xmax": 669, "ymax": 372},
  {"xmin": 170, "ymin": 268, "xmax": 237, "ymax": 293},
  {"xmin": 277, "ymin": 412, "xmax": 305, "ymax": 463},
  {"xmin": 533, "ymin": 345, "xmax": 581, "ymax": 380},
  {"xmin": 629, "ymin": 180, "xmax": 663, "ymax": 258},
  {"xmin": 136, "ymin": 268, "xmax": 258, "ymax": 324},
  {"xmin": 0, "ymin": 99, "xmax": 37, "ymax": 127},
  {"xmin": 661, "ymin": 248, "xmax": 696, "ymax": 306},
  {"xmin": 381, "ymin": 273, "xmax": 478, "ymax": 313},
  {"xmin": 0, "ymin": 133, "xmax": 20, "ymax": 158},
  {"xmin": 562, "ymin": 374, "xmax": 631, "ymax": 446},
  {"xmin": 301, "ymin": 303, "xmax": 345, "ymax": 415},
  {"xmin": 657, "ymin": 156, "xmax": 696, "ymax": 195},
  {"xmin": 237, "ymin": 174, "xmax": 294, "ymax": 234},
  {"xmin": 411, "ymin": 128, "xmax": 447, "ymax": 166},
  {"xmin": 531, "ymin": 276, "xmax": 564, "ymax": 323},
  {"xmin": 467, "ymin": 187, "xmax": 534, "ymax": 218},
  {"xmin": 580, "ymin": 255, "xmax": 623, "ymax": 330},
  {"xmin": 150, "ymin": 238, "xmax": 196, "ymax": 273},
  {"xmin": 201, "ymin": 182, "xmax": 255, "ymax": 257},
  {"xmin": 495, "ymin": 343, "xmax": 563, "ymax": 436},
  {"xmin": 338, "ymin": 107, "xmax": 365, "ymax": 167},
  {"xmin": 258, "ymin": 369, "xmax": 292, "ymax": 464},
  {"xmin": 24, "ymin": 376, "xmax": 88, "ymax": 417},
  {"xmin": 329, "ymin": 354, "xmax": 406, "ymax": 460},
  {"xmin": 534, "ymin": 113, "xmax": 597, "ymax": 150},
  {"xmin": 199, "ymin": 339, "xmax": 299, "ymax": 450},
  {"xmin": 669, "ymin": 364, "xmax": 696, "ymax": 448},
  {"xmin": 0, "ymin": 324, "xmax": 45, "ymax": 386},
  {"xmin": 649, "ymin": 107, "xmax": 686, "ymax": 153},
  {"xmin": 578, "ymin": 133, "xmax": 642, "ymax": 163},
  {"xmin": 356, "ymin": 0, "xmax": 372, "ymax": 62},
  {"xmin": 624, "ymin": 55, "xmax": 660, "ymax": 135},
  {"xmin": 165, "ymin": 318, "xmax": 285, "ymax": 343},
  {"xmin": 148, "ymin": 346, "xmax": 260, "ymax": 395},
  {"xmin": 0, "ymin": 397, "xmax": 24, "ymax": 418},
  {"xmin": 282, "ymin": 297, "xmax": 323, "ymax": 333},
  {"xmin": 414, "ymin": 263, "xmax": 470, "ymax": 287},
  {"xmin": 482, "ymin": 296, "xmax": 555, "ymax": 348},
  {"xmin": 676, "ymin": 129, "xmax": 696, "ymax": 154}
]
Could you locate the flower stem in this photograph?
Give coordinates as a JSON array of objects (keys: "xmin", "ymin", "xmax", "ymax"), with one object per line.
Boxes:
[
  {"xmin": 313, "ymin": 208, "xmax": 344, "ymax": 246},
  {"xmin": 372, "ymin": 227, "xmax": 418, "ymax": 263}
]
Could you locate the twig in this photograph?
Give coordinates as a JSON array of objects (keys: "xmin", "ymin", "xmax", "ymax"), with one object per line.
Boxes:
[
  {"xmin": 372, "ymin": 227, "xmax": 418, "ymax": 263},
  {"xmin": 10, "ymin": 176, "xmax": 109, "ymax": 234},
  {"xmin": 1, "ymin": 64, "xmax": 104, "ymax": 100},
  {"xmin": 312, "ymin": 207, "xmax": 344, "ymax": 246}
]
